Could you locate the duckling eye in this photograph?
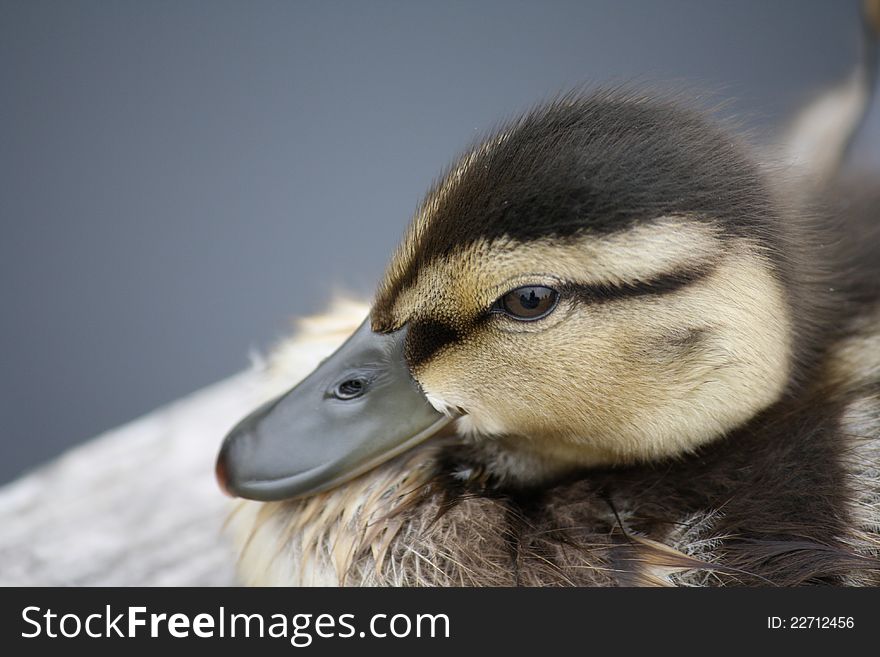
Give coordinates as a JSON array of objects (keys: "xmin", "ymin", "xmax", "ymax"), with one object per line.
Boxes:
[{"xmin": 495, "ymin": 285, "xmax": 559, "ymax": 321}]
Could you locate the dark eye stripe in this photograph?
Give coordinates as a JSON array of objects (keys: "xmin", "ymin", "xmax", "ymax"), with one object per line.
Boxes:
[
  {"xmin": 402, "ymin": 266, "xmax": 709, "ymax": 368},
  {"xmin": 562, "ymin": 266, "xmax": 710, "ymax": 305},
  {"xmin": 405, "ymin": 319, "xmax": 462, "ymax": 368}
]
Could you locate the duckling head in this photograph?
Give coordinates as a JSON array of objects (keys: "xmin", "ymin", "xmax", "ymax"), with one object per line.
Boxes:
[{"xmin": 217, "ymin": 90, "xmax": 796, "ymax": 500}]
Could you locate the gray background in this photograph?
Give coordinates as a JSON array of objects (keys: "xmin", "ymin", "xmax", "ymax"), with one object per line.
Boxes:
[{"xmin": 1, "ymin": 0, "xmax": 875, "ymax": 484}]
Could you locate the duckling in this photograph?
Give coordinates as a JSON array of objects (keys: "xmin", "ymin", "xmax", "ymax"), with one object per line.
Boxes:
[{"xmin": 216, "ymin": 4, "xmax": 880, "ymax": 586}]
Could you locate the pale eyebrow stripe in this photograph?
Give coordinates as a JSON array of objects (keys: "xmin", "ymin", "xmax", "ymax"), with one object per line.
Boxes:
[
  {"xmin": 532, "ymin": 217, "xmax": 725, "ymax": 287},
  {"xmin": 377, "ymin": 216, "xmax": 725, "ymax": 327}
]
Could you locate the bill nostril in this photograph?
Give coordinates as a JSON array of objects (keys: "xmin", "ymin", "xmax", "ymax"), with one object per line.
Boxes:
[{"xmin": 334, "ymin": 378, "xmax": 368, "ymax": 400}]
